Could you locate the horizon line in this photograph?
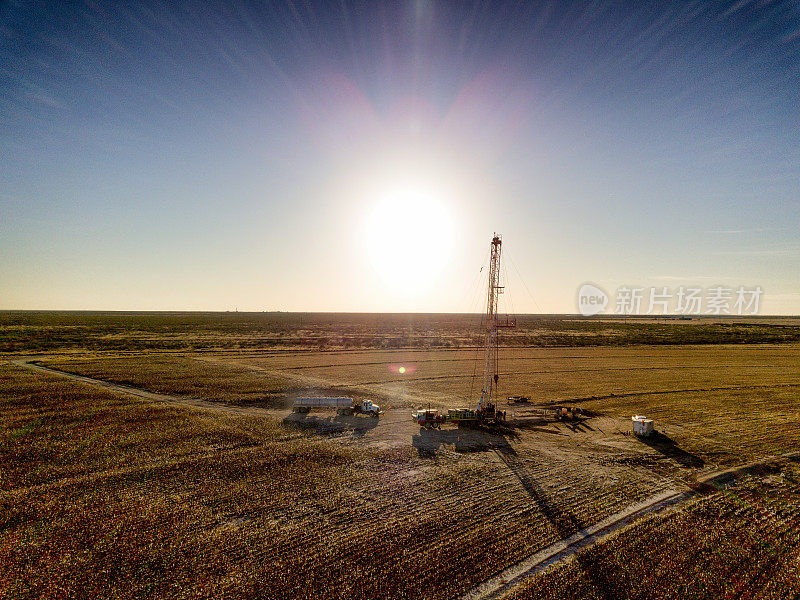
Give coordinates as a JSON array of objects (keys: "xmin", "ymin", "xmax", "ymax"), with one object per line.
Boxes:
[{"xmin": 0, "ymin": 309, "xmax": 797, "ymax": 318}]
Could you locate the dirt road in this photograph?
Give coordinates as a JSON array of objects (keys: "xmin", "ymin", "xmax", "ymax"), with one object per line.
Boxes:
[
  {"xmin": 460, "ymin": 449, "xmax": 800, "ymax": 600},
  {"xmin": 9, "ymin": 357, "xmax": 797, "ymax": 600},
  {"xmin": 9, "ymin": 359, "xmax": 269, "ymax": 417}
]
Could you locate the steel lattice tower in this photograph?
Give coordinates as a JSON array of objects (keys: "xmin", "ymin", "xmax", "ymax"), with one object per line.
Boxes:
[{"xmin": 479, "ymin": 234, "xmax": 504, "ymax": 412}]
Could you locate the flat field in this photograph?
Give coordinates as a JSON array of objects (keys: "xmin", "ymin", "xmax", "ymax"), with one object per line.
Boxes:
[
  {"xmin": 44, "ymin": 343, "xmax": 800, "ymax": 466},
  {"xmin": 2, "ymin": 312, "xmax": 800, "ymax": 599},
  {"xmin": 500, "ymin": 459, "xmax": 800, "ymax": 600},
  {"xmin": 0, "ymin": 364, "xmax": 673, "ymax": 600},
  {"xmin": 3, "ymin": 310, "xmax": 800, "ymax": 353}
]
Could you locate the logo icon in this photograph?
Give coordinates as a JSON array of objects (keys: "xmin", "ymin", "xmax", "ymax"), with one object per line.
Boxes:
[{"xmin": 577, "ymin": 283, "xmax": 608, "ymax": 316}]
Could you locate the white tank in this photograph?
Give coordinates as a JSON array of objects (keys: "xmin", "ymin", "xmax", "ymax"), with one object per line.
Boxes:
[
  {"xmin": 632, "ymin": 415, "xmax": 654, "ymax": 437},
  {"xmin": 293, "ymin": 397, "xmax": 353, "ymax": 408}
]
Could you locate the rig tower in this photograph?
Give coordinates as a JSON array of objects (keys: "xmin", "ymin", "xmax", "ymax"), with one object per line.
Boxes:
[{"xmin": 478, "ymin": 233, "xmax": 515, "ymax": 422}]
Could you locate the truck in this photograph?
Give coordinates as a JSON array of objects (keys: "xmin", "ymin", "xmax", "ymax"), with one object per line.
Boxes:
[
  {"xmin": 292, "ymin": 397, "xmax": 380, "ymax": 417},
  {"xmin": 554, "ymin": 406, "xmax": 582, "ymax": 421},
  {"xmin": 412, "ymin": 408, "xmax": 446, "ymax": 429}
]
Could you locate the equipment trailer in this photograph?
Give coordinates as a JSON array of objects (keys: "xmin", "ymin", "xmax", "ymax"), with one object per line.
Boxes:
[
  {"xmin": 293, "ymin": 397, "xmax": 380, "ymax": 417},
  {"xmin": 445, "ymin": 408, "xmax": 478, "ymax": 426}
]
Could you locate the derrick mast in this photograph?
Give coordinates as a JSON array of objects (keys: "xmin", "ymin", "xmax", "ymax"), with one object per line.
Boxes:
[{"xmin": 478, "ymin": 233, "xmax": 514, "ymax": 421}]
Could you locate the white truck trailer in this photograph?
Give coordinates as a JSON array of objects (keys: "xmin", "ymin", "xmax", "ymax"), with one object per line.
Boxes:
[{"xmin": 292, "ymin": 397, "xmax": 380, "ymax": 417}]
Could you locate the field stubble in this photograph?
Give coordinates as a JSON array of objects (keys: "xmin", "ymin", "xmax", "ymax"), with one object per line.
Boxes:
[
  {"xmin": 500, "ymin": 459, "xmax": 800, "ymax": 600},
  {"xmin": 3, "ymin": 364, "xmax": 681, "ymax": 600},
  {"xmin": 4, "ymin": 320, "xmax": 800, "ymax": 599}
]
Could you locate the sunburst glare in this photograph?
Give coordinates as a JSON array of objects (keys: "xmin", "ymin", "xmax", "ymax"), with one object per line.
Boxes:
[{"xmin": 364, "ymin": 188, "xmax": 454, "ymax": 293}]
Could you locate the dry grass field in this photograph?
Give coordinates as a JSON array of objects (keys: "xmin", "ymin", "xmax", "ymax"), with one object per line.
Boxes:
[
  {"xmin": 3, "ymin": 311, "xmax": 800, "ymax": 353},
  {"xmin": 500, "ymin": 459, "xmax": 800, "ymax": 600},
  {"xmin": 3, "ymin": 312, "xmax": 800, "ymax": 599},
  {"xmin": 37, "ymin": 354, "xmax": 298, "ymax": 408},
  {"xmin": 44, "ymin": 343, "xmax": 800, "ymax": 467},
  {"xmin": 1, "ymin": 364, "xmax": 672, "ymax": 600}
]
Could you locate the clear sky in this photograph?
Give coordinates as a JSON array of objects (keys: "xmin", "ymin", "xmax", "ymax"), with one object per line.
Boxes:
[{"xmin": 1, "ymin": 1, "xmax": 799, "ymax": 313}]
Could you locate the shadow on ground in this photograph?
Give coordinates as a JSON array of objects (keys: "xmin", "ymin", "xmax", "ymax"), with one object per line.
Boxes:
[
  {"xmin": 495, "ymin": 440, "xmax": 629, "ymax": 600},
  {"xmin": 511, "ymin": 413, "xmax": 601, "ymax": 436},
  {"xmin": 638, "ymin": 431, "xmax": 705, "ymax": 468},
  {"xmin": 563, "ymin": 418, "xmax": 596, "ymax": 433},
  {"xmin": 282, "ymin": 413, "xmax": 380, "ymax": 436},
  {"xmin": 411, "ymin": 424, "xmax": 519, "ymax": 457}
]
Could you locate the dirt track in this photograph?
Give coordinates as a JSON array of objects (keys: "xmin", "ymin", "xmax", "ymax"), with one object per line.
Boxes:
[
  {"xmin": 0, "ymin": 358, "xmax": 726, "ymax": 599},
  {"xmin": 9, "ymin": 356, "xmax": 800, "ymax": 600},
  {"xmin": 461, "ymin": 449, "xmax": 800, "ymax": 599},
  {"xmin": 10, "ymin": 359, "xmax": 266, "ymax": 417}
]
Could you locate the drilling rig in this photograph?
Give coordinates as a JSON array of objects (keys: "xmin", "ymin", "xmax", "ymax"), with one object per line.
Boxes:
[
  {"xmin": 412, "ymin": 233, "xmax": 516, "ymax": 429},
  {"xmin": 476, "ymin": 233, "xmax": 515, "ymax": 423}
]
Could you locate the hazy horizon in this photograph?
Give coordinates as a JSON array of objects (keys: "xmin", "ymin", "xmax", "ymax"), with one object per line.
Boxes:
[
  {"xmin": 2, "ymin": 1, "xmax": 799, "ymax": 314},
  {"xmin": 2, "ymin": 309, "xmax": 799, "ymax": 319}
]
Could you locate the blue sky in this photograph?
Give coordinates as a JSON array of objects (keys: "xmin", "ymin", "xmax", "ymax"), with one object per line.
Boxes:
[{"xmin": 1, "ymin": 1, "xmax": 799, "ymax": 313}]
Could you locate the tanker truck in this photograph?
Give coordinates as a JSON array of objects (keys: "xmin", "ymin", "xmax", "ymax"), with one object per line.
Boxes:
[{"xmin": 292, "ymin": 397, "xmax": 380, "ymax": 417}]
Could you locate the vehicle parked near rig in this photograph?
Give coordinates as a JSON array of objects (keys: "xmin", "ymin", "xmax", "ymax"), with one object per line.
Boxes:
[
  {"xmin": 446, "ymin": 408, "xmax": 478, "ymax": 426},
  {"xmin": 293, "ymin": 397, "xmax": 380, "ymax": 416},
  {"xmin": 554, "ymin": 406, "xmax": 583, "ymax": 421},
  {"xmin": 412, "ymin": 408, "xmax": 446, "ymax": 429}
]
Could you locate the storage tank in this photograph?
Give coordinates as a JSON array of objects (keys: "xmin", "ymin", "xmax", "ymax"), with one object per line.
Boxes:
[
  {"xmin": 292, "ymin": 397, "xmax": 354, "ymax": 413},
  {"xmin": 293, "ymin": 397, "xmax": 353, "ymax": 409},
  {"xmin": 632, "ymin": 415, "xmax": 654, "ymax": 437}
]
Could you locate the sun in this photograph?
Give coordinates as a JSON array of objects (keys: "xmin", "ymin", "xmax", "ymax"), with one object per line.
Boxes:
[{"xmin": 364, "ymin": 190, "xmax": 454, "ymax": 292}]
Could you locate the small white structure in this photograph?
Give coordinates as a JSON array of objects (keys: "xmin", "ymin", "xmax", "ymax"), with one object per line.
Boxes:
[{"xmin": 632, "ymin": 415, "xmax": 654, "ymax": 437}]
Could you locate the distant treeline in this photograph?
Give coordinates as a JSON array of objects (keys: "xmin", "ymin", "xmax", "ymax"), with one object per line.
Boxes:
[{"xmin": 1, "ymin": 311, "xmax": 799, "ymax": 353}]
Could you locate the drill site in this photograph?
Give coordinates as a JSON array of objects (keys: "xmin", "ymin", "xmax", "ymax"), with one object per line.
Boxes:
[{"xmin": 8, "ymin": 233, "xmax": 799, "ymax": 599}]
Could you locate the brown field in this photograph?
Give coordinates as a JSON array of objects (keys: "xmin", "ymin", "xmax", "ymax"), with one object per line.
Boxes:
[
  {"xmin": 3, "ymin": 311, "xmax": 800, "ymax": 353},
  {"xmin": 43, "ymin": 343, "xmax": 800, "ymax": 467},
  {"xmin": 37, "ymin": 354, "xmax": 298, "ymax": 408},
  {"xmin": 500, "ymin": 459, "xmax": 800, "ymax": 600},
  {"xmin": 0, "ymin": 364, "xmax": 673, "ymax": 600},
  {"xmin": 3, "ymin": 313, "xmax": 800, "ymax": 599}
]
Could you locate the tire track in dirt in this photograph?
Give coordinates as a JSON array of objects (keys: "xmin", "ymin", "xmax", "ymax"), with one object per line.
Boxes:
[
  {"xmin": 285, "ymin": 361, "xmax": 788, "ymax": 372},
  {"xmin": 191, "ymin": 355, "xmax": 442, "ymax": 406},
  {"xmin": 460, "ymin": 450, "xmax": 800, "ymax": 600},
  {"xmin": 8, "ymin": 359, "xmax": 426, "ymax": 453},
  {"xmin": 189, "ymin": 355, "xmax": 357, "ymax": 391},
  {"xmin": 330, "ymin": 368, "xmax": 800, "ymax": 387},
  {"xmin": 8, "ymin": 359, "xmax": 271, "ymax": 417},
  {"xmin": 3, "ymin": 359, "xmax": 323, "ymax": 500},
  {"xmin": 556, "ymin": 382, "xmax": 800, "ymax": 405},
  {"xmin": 201, "ymin": 343, "xmax": 800, "ymax": 365}
]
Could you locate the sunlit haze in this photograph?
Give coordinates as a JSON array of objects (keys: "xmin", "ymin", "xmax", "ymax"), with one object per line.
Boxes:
[{"xmin": 1, "ymin": 1, "xmax": 799, "ymax": 313}]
